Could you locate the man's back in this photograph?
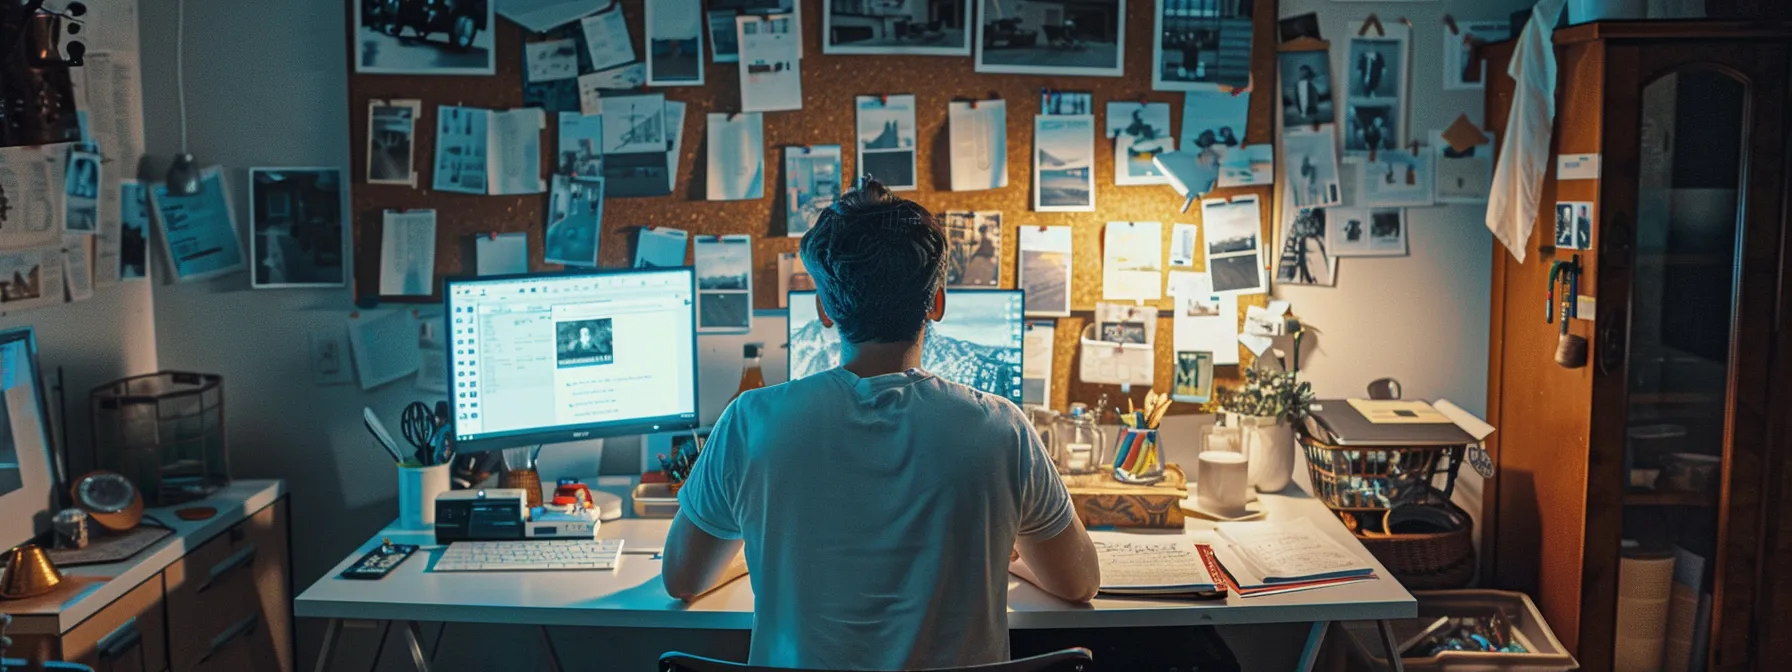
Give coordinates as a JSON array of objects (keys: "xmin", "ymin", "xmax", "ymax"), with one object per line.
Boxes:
[{"xmin": 677, "ymin": 368, "xmax": 1073, "ymax": 670}]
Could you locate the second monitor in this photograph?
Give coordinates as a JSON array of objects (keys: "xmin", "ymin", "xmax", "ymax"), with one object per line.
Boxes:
[{"xmin": 788, "ymin": 290, "xmax": 1026, "ymax": 404}]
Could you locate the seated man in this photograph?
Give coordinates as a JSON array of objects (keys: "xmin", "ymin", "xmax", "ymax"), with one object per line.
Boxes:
[{"xmin": 662, "ymin": 181, "xmax": 1099, "ymax": 670}]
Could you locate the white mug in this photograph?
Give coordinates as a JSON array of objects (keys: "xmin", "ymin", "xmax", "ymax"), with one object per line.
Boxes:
[
  {"xmin": 397, "ymin": 462, "xmax": 451, "ymax": 530},
  {"xmin": 1196, "ymin": 451, "xmax": 1250, "ymax": 517}
]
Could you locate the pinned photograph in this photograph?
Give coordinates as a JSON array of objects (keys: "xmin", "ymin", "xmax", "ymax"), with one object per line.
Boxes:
[
  {"xmin": 708, "ymin": 0, "xmax": 799, "ymax": 63},
  {"xmin": 1018, "ymin": 225, "xmax": 1072, "ymax": 317},
  {"xmin": 0, "ymin": 246, "xmax": 64, "ymax": 312},
  {"xmin": 433, "ymin": 105, "xmax": 488, "ymax": 194},
  {"xmin": 949, "ymin": 99, "xmax": 1008, "ymax": 191},
  {"xmin": 119, "ymin": 181, "xmax": 148, "ymax": 281},
  {"xmin": 1096, "ymin": 302, "xmax": 1154, "ymax": 344},
  {"xmin": 943, "ymin": 211, "xmax": 1002, "ymax": 287},
  {"xmin": 824, "ymin": 0, "xmax": 973, "ymax": 56},
  {"xmin": 603, "ymin": 94, "xmax": 674, "ymax": 198},
  {"xmin": 354, "ymin": 0, "xmax": 494, "ymax": 75},
  {"xmin": 1358, "ymin": 149, "xmax": 1434, "ymax": 207},
  {"xmin": 63, "ymin": 150, "xmax": 99, "ymax": 234},
  {"xmin": 248, "ymin": 168, "xmax": 346, "ymax": 288},
  {"xmin": 648, "ymin": 0, "xmax": 705, "ymax": 86},
  {"xmin": 1102, "ymin": 221, "xmax": 1163, "ymax": 301},
  {"xmin": 977, "ymin": 0, "xmax": 1125, "ymax": 77},
  {"xmin": 1278, "ymin": 49, "xmax": 1333, "ymax": 128},
  {"xmin": 1108, "ymin": 102, "xmax": 1174, "ymax": 186},
  {"xmin": 1170, "ymin": 222, "xmax": 1198, "ymax": 267},
  {"xmin": 1284, "ymin": 127, "xmax": 1342, "ymax": 208},
  {"xmin": 856, "ymin": 94, "xmax": 919, "ymax": 190},
  {"xmin": 1172, "ymin": 351, "xmax": 1214, "ymax": 403},
  {"xmin": 1443, "ymin": 21, "xmax": 1508, "ymax": 90},
  {"xmin": 367, "ymin": 100, "xmax": 420, "ymax": 186},
  {"xmin": 694, "ymin": 234, "xmax": 755, "ymax": 333},
  {"xmin": 706, "ymin": 112, "xmax": 766, "ymax": 201},
  {"xmin": 738, "ymin": 14, "xmax": 803, "ymax": 113},
  {"xmin": 1342, "ymin": 20, "xmax": 1409, "ymax": 160},
  {"xmin": 1181, "ymin": 90, "xmax": 1248, "ymax": 157},
  {"xmin": 1275, "ymin": 207, "xmax": 1336, "ymax": 286},
  {"xmin": 1278, "ymin": 12, "xmax": 1321, "ymax": 43},
  {"xmin": 635, "ymin": 226, "xmax": 689, "ymax": 268},
  {"xmin": 1327, "ymin": 207, "xmax": 1407, "ymax": 257},
  {"xmin": 524, "ymin": 38, "xmax": 580, "ymax": 83},
  {"xmin": 578, "ymin": 64, "xmax": 649, "ymax": 113},
  {"xmin": 556, "ymin": 112, "xmax": 603, "ymax": 178},
  {"xmin": 545, "ymin": 176, "xmax": 605, "ymax": 267},
  {"xmin": 1433, "ymin": 129, "xmax": 1491, "ymax": 204},
  {"xmin": 602, "ymin": 94, "xmax": 667, "ymax": 155},
  {"xmin": 1217, "ymin": 144, "xmax": 1273, "ymax": 187},
  {"xmin": 1201, "ymin": 196, "xmax": 1267, "ymax": 296},
  {"xmin": 1152, "ymin": 0, "xmax": 1254, "ymax": 91},
  {"xmin": 785, "ymin": 145, "xmax": 843, "ymax": 237},
  {"xmin": 1041, "ymin": 90, "xmax": 1093, "ymax": 115},
  {"xmin": 581, "ymin": 4, "xmax": 637, "ymax": 73},
  {"xmin": 1034, "ymin": 114, "xmax": 1096, "ymax": 212},
  {"xmin": 1555, "ymin": 202, "xmax": 1593, "ymax": 250}
]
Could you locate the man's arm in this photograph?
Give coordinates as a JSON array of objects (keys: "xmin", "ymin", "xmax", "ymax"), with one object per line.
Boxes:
[
  {"xmin": 1012, "ymin": 515, "xmax": 1099, "ymax": 603},
  {"xmin": 661, "ymin": 512, "xmax": 748, "ymax": 603}
]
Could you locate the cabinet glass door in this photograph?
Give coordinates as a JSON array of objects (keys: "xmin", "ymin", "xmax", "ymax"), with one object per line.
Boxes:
[{"xmin": 1620, "ymin": 68, "xmax": 1747, "ymax": 671}]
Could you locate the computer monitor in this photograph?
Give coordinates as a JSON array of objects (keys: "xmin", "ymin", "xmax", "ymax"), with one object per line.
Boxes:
[
  {"xmin": 445, "ymin": 268, "xmax": 701, "ymax": 453},
  {"xmin": 0, "ymin": 327, "xmax": 57, "ymax": 549},
  {"xmin": 788, "ymin": 289, "xmax": 1026, "ymax": 403}
]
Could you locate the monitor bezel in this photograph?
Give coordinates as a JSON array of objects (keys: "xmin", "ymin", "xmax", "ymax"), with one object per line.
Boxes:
[
  {"xmin": 442, "ymin": 267, "xmax": 703, "ymax": 454},
  {"xmin": 0, "ymin": 326, "xmax": 59, "ymax": 550},
  {"xmin": 785, "ymin": 288, "xmax": 1027, "ymax": 403}
]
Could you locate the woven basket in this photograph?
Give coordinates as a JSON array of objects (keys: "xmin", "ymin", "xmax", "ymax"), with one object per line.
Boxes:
[
  {"xmin": 1351, "ymin": 498, "xmax": 1477, "ymax": 590},
  {"xmin": 1300, "ymin": 434, "xmax": 1464, "ymax": 513}
]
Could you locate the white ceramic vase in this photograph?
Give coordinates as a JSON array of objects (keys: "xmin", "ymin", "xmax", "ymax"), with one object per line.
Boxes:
[{"xmin": 1231, "ymin": 413, "xmax": 1296, "ymax": 492}]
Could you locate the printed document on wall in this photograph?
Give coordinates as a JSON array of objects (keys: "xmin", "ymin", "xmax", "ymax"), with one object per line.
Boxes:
[
  {"xmin": 0, "ymin": 146, "xmax": 63, "ymax": 249},
  {"xmin": 62, "ymin": 235, "xmax": 92, "ymax": 302},
  {"xmin": 380, "ymin": 210, "xmax": 438, "ymax": 296},
  {"xmin": 0, "ymin": 243, "xmax": 67, "ymax": 313},
  {"xmin": 488, "ymin": 107, "xmax": 546, "ymax": 195},
  {"xmin": 1102, "ymin": 221, "xmax": 1164, "ymax": 301},
  {"xmin": 151, "ymin": 168, "xmax": 244, "ymax": 282},
  {"xmin": 1169, "ymin": 271, "xmax": 1240, "ymax": 366},
  {"xmin": 1022, "ymin": 321, "xmax": 1054, "ymax": 407},
  {"xmin": 737, "ymin": 14, "xmax": 802, "ymax": 112},
  {"xmin": 347, "ymin": 310, "xmax": 424, "ymax": 390}
]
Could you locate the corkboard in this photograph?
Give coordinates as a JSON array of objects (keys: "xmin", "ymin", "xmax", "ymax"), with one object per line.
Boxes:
[{"xmin": 344, "ymin": 0, "xmax": 1279, "ymax": 414}]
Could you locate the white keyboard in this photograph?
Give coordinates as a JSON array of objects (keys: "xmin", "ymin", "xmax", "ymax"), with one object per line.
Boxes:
[{"xmin": 435, "ymin": 538, "xmax": 625, "ymax": 572}]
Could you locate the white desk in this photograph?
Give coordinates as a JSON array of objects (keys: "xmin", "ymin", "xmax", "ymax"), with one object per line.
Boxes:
[{"xmin": 296, "ymin": 485, "xmax": 1415, "ymax": 671}]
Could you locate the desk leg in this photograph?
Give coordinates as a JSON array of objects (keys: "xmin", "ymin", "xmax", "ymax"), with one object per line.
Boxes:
[
  {"xmin": 311, "ymin": 619, "xmax": 343, "ymax": 672},
  {"xmin": 540, "ymin": 626, "xmax": 566, "ymax": 672},
  {"xmin": 1296, "ymin": 621, "xmax": 1330, "ymax": 672},
  {"xmin": 367, "ymin": 620, "xmax": 394, "ymax": 672},
  {"xmin": 403, "ymin": 621, "xmax": 435, "ymax": 672},
  {"xmin": 1375, "ymin": 620, "xmax": 1406, "ymax": 672}
]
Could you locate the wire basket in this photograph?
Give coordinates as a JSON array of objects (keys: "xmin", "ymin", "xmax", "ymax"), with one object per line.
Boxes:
[
  {"xmin": 91, "ymin": 372, "xmax": 228, "ymax": 507},
  {"xmin": 1301, "ymin": 433, "xmax": 1463, "ymax": 513}
]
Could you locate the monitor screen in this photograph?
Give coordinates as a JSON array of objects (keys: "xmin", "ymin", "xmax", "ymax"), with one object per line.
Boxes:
[
  {"xmin": 0, "ymin": 328, "xmax": 55, "ymax": 549},
  {"xmin": 788, "ymin": 290, "xmax": 1026, "ymax": 403},
  {"xmin": 446, "ymin": 268, "xmax": 701, "ymax": 452}
]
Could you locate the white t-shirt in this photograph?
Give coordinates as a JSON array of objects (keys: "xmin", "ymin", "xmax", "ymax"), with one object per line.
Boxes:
[{"xmin": 677, "ymin": 368, "xmax": 1075, "ymax": 670}]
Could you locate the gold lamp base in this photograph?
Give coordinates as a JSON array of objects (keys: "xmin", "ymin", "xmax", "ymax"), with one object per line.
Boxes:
[{"xmin": 0, "ymin": 544, "xmax": 63, "ymax": 600}]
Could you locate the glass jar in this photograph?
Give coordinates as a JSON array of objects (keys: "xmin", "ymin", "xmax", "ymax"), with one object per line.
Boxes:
[{"xmin": 1058, "ymin": 403, "xmax": 1107, "ymax": 475}]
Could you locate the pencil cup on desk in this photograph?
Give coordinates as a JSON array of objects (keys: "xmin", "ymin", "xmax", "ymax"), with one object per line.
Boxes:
[
  {"xmin": 1112, "ymin": 428, "xmax": 1165, "ymax": 485},
  {"xmin": 397, "ymin": 462, "xmax": 450, "ymax": 530}
]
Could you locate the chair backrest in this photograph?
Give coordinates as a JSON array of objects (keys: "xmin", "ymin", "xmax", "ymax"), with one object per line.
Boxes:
[{"xmin": 658, "ymin": 648, "xmax": 1093, "ymax": 672}]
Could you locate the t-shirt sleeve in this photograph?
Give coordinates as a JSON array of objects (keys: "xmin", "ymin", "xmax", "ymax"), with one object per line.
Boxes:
[
  {"xmin": 675, "ymin": 401, "xmax": 745, "ymax": 540},
  {"xmin": 1015, "ymin": 418, "xmax": 1075, "ymax": 540}
]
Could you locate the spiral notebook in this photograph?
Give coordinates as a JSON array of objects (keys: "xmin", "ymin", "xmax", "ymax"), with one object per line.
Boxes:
[{"xmin": 1088, "ymin": 531, "xmax": 1225, "ymax": 598}]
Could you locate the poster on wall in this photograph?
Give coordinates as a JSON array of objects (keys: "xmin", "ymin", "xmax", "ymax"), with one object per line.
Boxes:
[
  {"xmin": 976, "ymin": 0, "xmax": 1125, "ymax": 77},
  {"xmin": 825, "ymin": 0, "xmax": 974, "ymax": 56},
  {"xmin": 1341, "ymin": 19, "xmax": 1411, "ymax": 161},
  {"xmin": 1151, "ymin": 0, "xmax": 1253, "ymax": 91},
  {"xmin": 352, "ymin": 0, "xmax": 495, "ymax": 75}
]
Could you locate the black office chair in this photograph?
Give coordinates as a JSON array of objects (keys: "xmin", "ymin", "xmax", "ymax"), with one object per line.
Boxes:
[{"xmin": 658, "ymin": 648, "xmax": 1092, "ymax": 672}]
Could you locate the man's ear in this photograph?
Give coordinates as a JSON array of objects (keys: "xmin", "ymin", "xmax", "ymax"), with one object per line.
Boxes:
[
  {"xmin": 816, "ymin": 294, "xmax": 835, "ymax": 329},
  {"xmin": 927, "ymin": 287, "xmax": 947, "ymax": 323}
]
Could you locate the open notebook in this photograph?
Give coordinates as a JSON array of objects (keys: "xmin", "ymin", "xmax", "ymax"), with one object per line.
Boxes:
[
  {"xmin": 1087, "ymin": 531, "xmax": 1225, "ymax": 598},
  {"xmin": 1202, "ymin": 518, "xmax": 1378, "ymax": 597}
]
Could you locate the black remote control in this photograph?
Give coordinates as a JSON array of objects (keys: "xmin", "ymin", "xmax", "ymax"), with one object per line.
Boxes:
[{"xmin": 340, "ymin": 539, "xmax": 418, "ymax": 580}]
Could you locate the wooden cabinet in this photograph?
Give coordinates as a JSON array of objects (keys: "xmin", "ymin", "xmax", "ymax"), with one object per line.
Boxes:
[
  {"xmin": 1481, "ymin": 22, "xmax": 1792, "ymax": 672},
  {"xmin": 1, "ymin": 484, "xmax": 290, "ymax": 672}
]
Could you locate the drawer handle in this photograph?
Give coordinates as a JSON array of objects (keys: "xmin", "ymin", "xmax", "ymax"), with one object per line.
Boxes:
[
  {"xmin": 199, "ymin": 544, "xmax": 258, "ymax": 593},
  {"xmin": 95, "ymin": 617, "xmax": 142, "ymax": 660},
  {"xmin": 197, "ymin": 614, "xmax": 259, "ymax": 664}
]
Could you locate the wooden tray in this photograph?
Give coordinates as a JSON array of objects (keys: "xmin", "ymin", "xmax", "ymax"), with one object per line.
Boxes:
[{"xmin": 1066, "ymin": 464, "xmax": 1188, "ymax": 529}]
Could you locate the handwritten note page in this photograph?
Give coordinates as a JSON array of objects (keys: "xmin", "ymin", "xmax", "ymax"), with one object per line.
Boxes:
[
  {"xmin": 1216, "ymin": 518, "xmax": 1370, "ymax": 582},
  {"xmin": 1089, "ymin": 531, "xmax": 1216, "ymax": 590}
]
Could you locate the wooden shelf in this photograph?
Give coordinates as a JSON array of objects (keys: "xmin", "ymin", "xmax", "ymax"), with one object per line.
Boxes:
[{"xmin": 1625, "ymin": 491, "xmax": 1717, "ymax": 507}]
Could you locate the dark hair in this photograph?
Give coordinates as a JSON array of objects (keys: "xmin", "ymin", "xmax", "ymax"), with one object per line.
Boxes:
[{"xmin": 798, "ymin": 180, "xmax": 946, "ymax": 344}]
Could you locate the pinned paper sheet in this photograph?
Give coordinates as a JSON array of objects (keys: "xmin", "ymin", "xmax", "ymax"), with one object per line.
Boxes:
[
  {"xmin": 635, "ymin": 227, "xmax": 689, "ymax": 268},
  {"xmin": 415, "ymin": 347, "xmax": 448, "ymax": 394},
  {"xmin": 1102, "ymin": 221, "xmax": 1164, "ymax": 301},
  {"xmin": 580, "ymin": 5, "xmax": 636, "ymax": 72},
  {"xmin": 152, "ymin": 167, "xmax": 245, "ymax": 283},
  {"xmin": 948, "ymin": 99, "xmax": 1008, "ymax": 191},
  {"xmin": 694, "ymin": 234, "xmax": 754, "ymax": 334},
  {"xmin": 1022, "ymin": 321, "xmax": 1055, "ymax": 407},
  {"xmin": 380, "ymin": 210, "xmax": 437, "ymax": 296},
  {"xmin": 737, "ymin": 14, "xmax": 802, "ymax": 113},
  {"xmin": 309, "ymin": 328, "xmax": 353, "ymax": 386},
  {"xmin": 1019, "ymin": 226, "xmax": 1073, "ymax": 317},
  {"xmin": 1169, "ymin": 223, "xmax": 1198, "ymax": 267},
  {"xmin": 476, "ymin": 232, "xmax": 528, "ymax": 276},
  {"xmin": 1169, "ymin": 271, "xmax": 1240, "ymax": 366},
  {"xmin": 62, "ymin": 236, "xmax": 92, "ymax": 303},
  {"xmin": 1441, "ymin": 113, "xmax": 1491, "ymax": 153},
  {"xmin": 347, "ymin": 310, "xmax": 423, "ymax": 390}
]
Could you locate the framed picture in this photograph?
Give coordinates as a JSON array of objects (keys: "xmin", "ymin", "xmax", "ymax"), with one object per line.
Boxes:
[
  {"xmin": 1151, "ymin": 0, "xmax": 1253, "ymax": 91},
  {"xmin": 824, "ymin": 0, "xmax": 974, "ymax": 56},
  {"xmin": 353, "ymin": 0, "xmax": 495, "ymax": 75},
  {"xmin": 248, "ymin": 168, "xmax": 347, "ymax": 288},
  {"xmin": 976, "ymin": 0, "xmax": 1125, "ymax": 77}
]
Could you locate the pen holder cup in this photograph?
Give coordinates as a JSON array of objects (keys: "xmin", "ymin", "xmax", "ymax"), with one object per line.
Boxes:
[
  {"xmin": 397, "ymin": 462, "xmax": 450, "ymax": 531},
  {"xmin": 1112, "ymin": 428, "xmax": 1165, "ymax": 485},
  {"xmin": 501, "ymin": 468, "xmax": 544, "ymax": 508}
]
